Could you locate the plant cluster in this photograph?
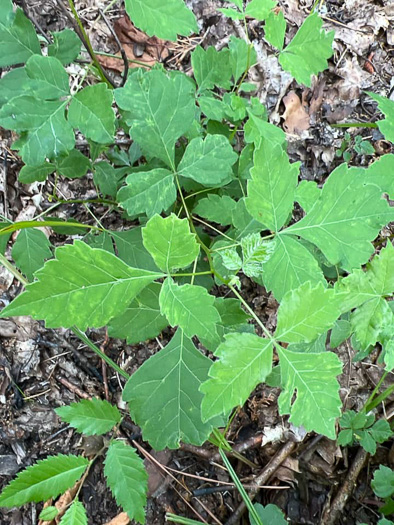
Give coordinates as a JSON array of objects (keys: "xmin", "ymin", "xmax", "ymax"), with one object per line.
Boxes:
[{"xmin": 0, "ymin": 0, "xmax": 394, "ymax": 523}]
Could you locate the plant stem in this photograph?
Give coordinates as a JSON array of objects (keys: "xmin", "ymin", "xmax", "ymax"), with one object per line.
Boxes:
[
  {"xmin": 67, "ymin": 0, "xmax": 112, "ymax": 87},
  {"xmin": 173, "ymin": 271, "xmax": 213, "ymax": 277},
  {"xmin": 50, "ymin": 196, "xmax": 118, "ymax": 206},
  {"xmin": 0, "ymin": 220, "xmax": 101, "ymax": 237},
  {"xmin": 0, "ymin": 253, "xmax": 28, "ymax": 285},
  {"xmin": 71, "ymin": 327, "xmax": 130, "ymax": 379},
  {"xmin": 94, "ymin": 50, "xmax": 153, "ymax": 69},
  {"xmin": 365, "ymin": 382, "xmax": 394, "ymax": 413},
  {"xmin": 363, "ymin": 371, "xmax": 388, "ymax": 412},
  {"xmin": 166, "ymin": 515, "xmax": 206, "ymax": 525},
  {"xmin": 331, "ymin": 122, "xmax": 378, "ymax": 129}
]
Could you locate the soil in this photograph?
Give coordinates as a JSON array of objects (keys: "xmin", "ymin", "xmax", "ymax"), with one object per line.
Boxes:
[{"xmin": 1, "ymin": 1, "xmax": 394, "ymax": 524}]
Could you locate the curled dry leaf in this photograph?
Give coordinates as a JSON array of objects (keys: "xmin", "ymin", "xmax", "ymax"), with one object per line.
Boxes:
[
  {"xmin": 282, "ymin": 91, "xmax": 310, "ymax": 135},
  {"xmin": 103, "ymin": 512, "xmax": 130, "ymax": 525},
  {"xmin": 98, "ymin": 16, "xmax": 170, "ymax": 73},
  {"xmin": 38, "ymin": 484, "xmax": 79, "ymax": 525}
]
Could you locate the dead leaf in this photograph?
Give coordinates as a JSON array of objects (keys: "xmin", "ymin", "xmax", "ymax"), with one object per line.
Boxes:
[
  {"xmin": 98, "ymin": 16, "xmax": 170, "ymax": 73},
  {"xmin": 103, "ymin": 513, "xmax": 130, "ymax": 525},
  {"xmin": 39, "ymin": 484, "xmax": 79, "ymax": 525},
  {"xmin": 282, "ymin": 91, "xmax": 310, "ymax": 135}
]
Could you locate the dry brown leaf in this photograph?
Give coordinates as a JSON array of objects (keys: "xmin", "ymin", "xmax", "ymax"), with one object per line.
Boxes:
[
  {"xmin": 98, "ymin": 16, "xmax": 170, "ymax": 73},
  {"xmin": 39, "ymin": 484, "xmax": 79, "ymax": 525},
  {"xmin": 282, "ymin": 91, "xmax": 310, "ymax": 135},
  {"xmin": 103, "ymin": 512, "xmax": 130, "ymax": 525}
]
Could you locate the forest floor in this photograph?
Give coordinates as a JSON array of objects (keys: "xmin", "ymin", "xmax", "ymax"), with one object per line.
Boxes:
[{"xmin": 0, "ymin": 0, "xmax": 394, "ymax": 524}]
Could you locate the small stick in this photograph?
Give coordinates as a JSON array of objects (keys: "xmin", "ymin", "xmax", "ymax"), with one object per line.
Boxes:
[
  {"xmin": 57, "ymin": 376, "xmax": 90, "ymax": 399},
  {"xmin": 225, "ymin": 441, "xmax": 296, "ymax": 525},
  {"xmin": 319, "ymin": 447, "xmax": 368, "ymax": 525},
  {"xmin": 99, "ymin": 8, "xmax": 129, "ymax": 87}
]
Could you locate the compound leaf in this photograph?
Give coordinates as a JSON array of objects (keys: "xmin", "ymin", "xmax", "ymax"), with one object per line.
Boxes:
[
  {"xmin": 246, "ymin": 141, "xmax": 299, "ymax": 231},
  {"xmin": 229, "ymin": 36, "xmax": 257, "ymax": 82},
  {"xmin": 241, "ymin": 233, "xmax": 274, "ymax": 278},
  {"xmin": 283, "ymin": 163, "xmax": 394, "ymax": 271},
  {"xmin": 200, "ymin": 332, "xmax": 272, "ymax": 421},
  {"xmin": 278, "ymin": 347, "xmax": 342, "ymax": 439},
  {"xmin": 193, "ymin": 194, "xmax": 237, "ymax": 226},
  {"xmin": 12, "ymin": 228, "xmax": 52, "ymax": 281},
  {"xmin": 115, "ymin": 69, "xmax": 196, "ymax": 168},
  {"xmin": 191, "ymin": 46, "xmax": 233, "ymax": 91},
  {"xmin": 60, "ymin": 500, "xmax": 87, "ymax": 525},
  {"xmin": 111, "ymin": 228, "xmax": 157, "ymax": 271},
  {"xmin": 18, "ymin": 162, "xmax": 56, "ymax": 184},
  {"xmin": 262, "ymin": 234, "xmax": 325, "ymax": 301},
  {"xmin": 0, "ymin": 4, "xmax": 41, "ymax": 67},
  {"xmin": 93, "ymin": 162, "xmax": 128, "ymax": 198},
  {"xmin": 117, "ymin": 168, "xmax": 176, "ymax": 217},
  {"xmin": 279, "ymin": 13, "xmax": 334, "ymax": 86},
  {"xmin": 68, "ymin": 84, "xmax": 115, "ymax": 144},
  {"xmin": 108, "ymin": 283, "xmax": 168, "ymax": 344},
  {"xmin": 275, "ymin": 282, "xmax": 341, "ymax": 343},
  {"xmin": 245, "ymin": 0, "xmax": 277, "ymax": 21},
  {"xmin": 25, "ymin": 55, "xmax": 70, "ymax": 99},
  {"xmin": 159, "ymin": 278, "xmax": 220, "ymax": 341},
  {"xmin": 1, "ymin": 240, "xmax": 163, "ymax": 330},
  {"xmin": 55, "ymin": 398, "xmax": 122, "ymax": 436},
  {"xmin": 368, "ymin": 93, "xmax": 394, "ymax": 143},
  {"xmin": 178, "ymin": 134, "xmax": 237, "ymax": 185},
  {"xmin": 0, "ymin": 454, "xmax": 89, "ymax": 507},
  {"xmin": 142, "ymin": 214, "xmax": 200, "ymax": 272},
  {"xmin": 124, "ymin": 0, "xmax": 197, "ymax": 41},
  {"xmin": 48, "ymin": 28, "xmax": 81, "ymax": 65},
  {"xmin": 104, "ymin": 440, "xmax": 147, "ymax": 524},
  {"xmin": 123, "ymin": 329, "xmax": 219, "ymax": 449},
  {"xmin": 0, "ymin": 97, "xmax": 74, "ymax": 166}
]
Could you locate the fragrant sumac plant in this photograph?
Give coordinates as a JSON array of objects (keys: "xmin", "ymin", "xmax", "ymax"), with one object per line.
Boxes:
[{"xmin": 0, "ymin": 0, "xmax": 394, "ymax": 523}]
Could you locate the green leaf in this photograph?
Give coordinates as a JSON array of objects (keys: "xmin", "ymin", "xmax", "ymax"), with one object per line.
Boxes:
[
  {"xmin": 217, "ymin": 7, "xmax": 245, "ymax": 20},
  {"xmin": 246, "ymin": 141, "xmax": 299, "ymax": 231},
  {"xmin": 39, "ymin": 506, "xmax": 59, "ymax": 521},
  {"xmin": 198, "ymin": 94, "xmax": 227, "ymax": 121},
  {"xmin": 0, "ymin": 67, "xmax": 33, "ymax": 106},
  {"xmin": 232, "ymin": 197, "xmax": 264, "ymax": 239},
  {"xmin": 55, "ymin": 398, "xmax": 122, "ymax": 436},
  {"xmin": 262, "ymin": 234, "xmax": 326, "ymax": 301},
  {"xmin": 108, "ymin": 283, "xmax": 168, "ymax": 344},
  {"xmin": 142, "ymin": 214, "xmax": 200, "ymax": 272},
  {"xmin": 220, "ymin": 246, "xmax": 242, "ymax": 272},
  {"xmin": 244, "ymin": 111, "xmax": 286, "ymax": 147},
  {"xmin": 123, "ymin": 329, "xmax": 219, "ymax": 449},
  {"xmin": 25, "ymin": 55, "xmax": 70, "ymax": 99},
  {"xmin": 48, "ymin": 29, "xmax": 81, "ymax": 65},
  {"xmin": 68, "ymin": 84, "xmax": 115, "ymax": 144},
  {"xmin": 111, "ymin": 228, "xmax": 158, "ymax": 271},
  {"xmin": 124, "ymin": 0, "xmax": 198, "ymax": 40},
  {"xmin": 251, "ymin": 504, "xmax": 287, "ymax": 525},
  {"xmin": 12, "ymin": 229, "xmax": 52, "ymax": 281},
  {"xmin": 330, "ymin": 319, "xmax": 352, "ymax": 348},
  {"xmin": 275, "ymin": 282, "xmax": 341, "ymax": 343},
  {"xmin": 193, "ymin": 194, "xmax": 237, "ymax": 226},
  {"xmin": 200, "ymin": 332, "xmax": 272, "ymax": 421},
  {"xmin": 84, "ymin": 231, "xmax": 114, "ymax": 252},
  {"xmin": 93, "ymin": 162, "xmax": 128, "ymax": 198},
  {"xmin": 229, "ymin": 36, "xmax": 257, "ymax": 82},
  {"xmin": 368, "ymin": 93, "xmax": 394, "ymax": 143},
  {"xmin": 117, "ymin": 168, "xmax": 176, "ymax": 217},
  {"xmin": 60, "ymin": 500, "xmax": 87, "ymax": 525},
  {"xmin": 0, "ymin": 4, "xmax": 41, "ymax": 67},
  {"xmin": 241, "ymin": 233, "xmax": 274, "ymax": 278},
  {"xmin": 372, "ymin": 465, "xmax": 394, "ymax": 498},
  {"xmin": 115, "ymin": 69, "xmax": 196, "ymax": 169},
  {"xmin": 1, "ymin": 241, "xmax": 163, "ymax": 330},
  {"xmin": 351, "ymin": 298, "xmax": 393, "ymax": 352},
  {"xmin": 283, "ymin": 163, "xmax": 394, "ymax": 271},
  {"xmin": 245, "ymin": 0, "xmax": 277, "ymax": 21},
  {"xmin": 370, "ymin": 420, "xmax": 393, "ymax": 444},
  {"xmin": 0, "ymin": 97, "xmax": 75, "ymax": 166},
  {"xmin": 56, "ymin": 149, "xmax": 91, "ymax": 179},
  {"xmin": 19, "ymin": 162, "xmax": 56, "ymax": 184},
  {"xmin": 159, "ymin": 277, "xmax": 220, "ymax": 341},
  {"xmin": 278, "ymin": 347, "xmax": 342, "ymax": 438},
  {"xmin": 104, "ymin": 440, "xmax": 147, "ymax": 524},
  {"xmin": 264, "ymin": 10, "xmax": 286, "ymax": 50},
  {"xmin": 364, "ymin": 154, "xmax": 394, "ymax": 199},
  {"xmin": 0, "ymin": 454, "xmax": 89, "ymax": 507},
  {"xmin": 191, "ymin": 46, "xmax": 233, "ymax": 91},
  {"xmin": 279, "ymin": 13, "xmax": 334, "ymax": 86},
  {"xmin": 294, "ymin": 180, "xmax": 321, "ymax": 213},
  {"xmin": 178, "ymin": 134, "xmax": 237, "ymax": 186}
]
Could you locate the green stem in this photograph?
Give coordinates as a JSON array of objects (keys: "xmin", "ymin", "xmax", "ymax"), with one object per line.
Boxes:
[
  {"xmin": 0, "ymin": 220, "xmax": 101, "ymax": 237},
  {"xmin": 173, "ymin": 271, "xmax": 213, "ymax": 277},
  {"xmin": 50, "ymin": 196, "xmax": 118, "ymax": 206},
  {"xmin": 165, "ymin": 515, "xmax": 206, "ymax": 525},
  {"xmin": 67, "ymin": 0, "xmax": 112, "ymax": 88},
  {"xmin": 363, "ymin": 371, "xmax": 388, "ymax": 412},
  {"xmin": 0, "ymin": 253, "xmax": 28, "ymax": 285},
  {"xmin": 331, "ymin": 122, "xmax": 378, "ymax": 129},
  {"xmin": 365, "ymin": 381, "xmax": 394, "ymax": 413},
  {"xmin": 192, "ymin": 215, "xmax": 235, "ymax": 241},
  {"xmin": 94, "ymin": 50, "xmax": 153, "ymax": 69}
]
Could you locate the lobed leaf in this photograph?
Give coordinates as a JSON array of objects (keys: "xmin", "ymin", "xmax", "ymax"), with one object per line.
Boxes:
[
  {"xmin": 104, "ymin": 440, "xmax": 147, "ymax": 524},
  {"xmin": 193, "ymin": 194, "xmax": 237, "ymax": 226},
  {"xmin": 0, "ymin": 454, "xmax": 89, "ymax": 507},
  {"xmin": 245, "ymin": 0, "xmax": 277, "ymax": 21},
  {"xmin": 1, "ymin": 240, "xmax": 163, "ymax": 330},
  {"xmin": 200, "ymin": 332, "xmax": 272, "ymax": 421},
  {"xmin": 12, "ymin": 228, "xmax": 52, "ymax": 281},
  {"xmin": 191, "ymin": 46, "xmax": 233, "ymax": 91},
  {"xmin": 123, "ymin": 329, "xmax": 219, "ymax": 449},
  {"xmin": 278, "ymin": 347, "xmax": 342, "ymax": 439},
  {"xmin": 48, "ymin": 28, "xmax": 81, "ymax": 65},
  {"xmin": 368, "ymin": 93, "xmax": 394, "ymax": 143},
  {"xmin": 264, "ymin": 10, "xmax": 286, "ymax": 50}
]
